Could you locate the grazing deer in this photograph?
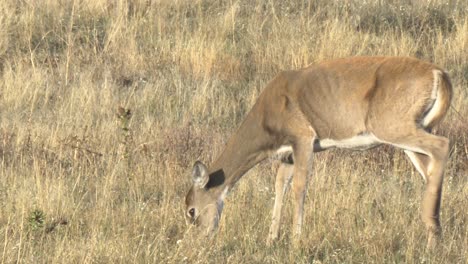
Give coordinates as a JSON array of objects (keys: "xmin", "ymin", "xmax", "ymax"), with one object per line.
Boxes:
[{"xmin": 184, "ymin": 56, "xmax": 452, "ymax": 248}]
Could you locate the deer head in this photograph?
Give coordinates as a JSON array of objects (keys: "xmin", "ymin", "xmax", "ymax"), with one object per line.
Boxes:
[{"xmin": 184, "ymin": 161, "xmax": 226, "ymax": 235}]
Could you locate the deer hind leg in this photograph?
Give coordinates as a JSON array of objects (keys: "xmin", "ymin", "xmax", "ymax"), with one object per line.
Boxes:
[
  {"xmin": 267, "ymin": 160, "xmax": 294, "ymax": 245},
  {"xmin": 404, "ymin": 150, "xmax": 430, "ymax": 182},
  {"xmin": 379, "ymin": 129, "xmax": 449, "ymax": 248},
  {"xmin": 404, "ymin": 127, "xmax": 432, "ymax": 182}
]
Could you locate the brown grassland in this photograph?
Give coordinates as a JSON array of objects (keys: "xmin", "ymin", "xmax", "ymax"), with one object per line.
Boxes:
[{"xmin": 0, "ymin": 0, "xmax": 467, "ymax": 263}]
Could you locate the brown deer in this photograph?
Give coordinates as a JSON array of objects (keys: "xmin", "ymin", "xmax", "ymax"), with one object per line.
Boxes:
[{"xmin": 184, "ymin": 56, "xmax": 452, "ymax": 248}]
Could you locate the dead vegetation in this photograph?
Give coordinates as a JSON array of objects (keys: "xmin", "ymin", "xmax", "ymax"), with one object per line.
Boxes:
[{"xmin": 0, "ymin": 0, "xmax": 466, "ymax": 263}]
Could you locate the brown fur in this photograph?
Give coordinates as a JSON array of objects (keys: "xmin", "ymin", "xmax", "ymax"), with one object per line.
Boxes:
[{"xmin": 185, "ymin": 56, "xmax": 452, "ymax": 248}]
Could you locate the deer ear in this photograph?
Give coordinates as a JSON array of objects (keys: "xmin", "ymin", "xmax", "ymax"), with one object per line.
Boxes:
[{"xmin": 192, "ymin": 161, "xmax": 209, "ymax": 188}]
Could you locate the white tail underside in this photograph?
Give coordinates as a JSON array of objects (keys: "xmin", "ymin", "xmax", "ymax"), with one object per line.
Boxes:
[{"xmin": 422, "ymin": 70, "xmax": 443, "ymax": 127}]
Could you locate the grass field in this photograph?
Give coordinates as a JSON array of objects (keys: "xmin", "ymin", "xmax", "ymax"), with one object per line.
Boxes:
[{"xmin": 0, "ymin": 0, "xmax": 467, "ymax": 263}]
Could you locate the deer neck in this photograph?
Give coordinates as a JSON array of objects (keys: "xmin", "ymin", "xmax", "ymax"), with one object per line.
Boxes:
[{"xmin": 207, "ymin": 104, "xmax": 272, "ymax": 194}]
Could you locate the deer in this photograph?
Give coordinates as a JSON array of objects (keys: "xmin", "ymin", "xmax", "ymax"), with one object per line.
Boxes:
[{"xmin": 184, "ymin": 56, "xmax": 452, "ymax": 248}]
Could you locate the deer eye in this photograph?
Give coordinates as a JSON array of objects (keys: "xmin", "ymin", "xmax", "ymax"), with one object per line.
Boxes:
[{"xmin": 188, "ymin": 208, "xmax": 195, "ymax": 218}]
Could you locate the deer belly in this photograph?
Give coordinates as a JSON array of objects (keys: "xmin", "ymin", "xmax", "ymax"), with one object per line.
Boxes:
[{"xmin": 315, "ymin": 133, "xmax": 381, "ymax": 151}]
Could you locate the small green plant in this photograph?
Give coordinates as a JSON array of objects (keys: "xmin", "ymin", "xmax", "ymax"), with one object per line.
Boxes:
[
  {"xmin": 117, "ymin": 106, "xmax": 133, "ymax": 180},
  {"xmin": 28, "ymin": 209, "xmax": 46, "ymax": 231},
  {"xmin": 117, "ymin": 106, "xmax": 132, "ymax": 157}
]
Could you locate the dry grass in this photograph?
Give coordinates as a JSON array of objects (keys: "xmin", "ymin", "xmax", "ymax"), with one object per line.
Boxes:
[{"xmin": 0, "ymin": 0, "xmax": 467, "ymax": 263}]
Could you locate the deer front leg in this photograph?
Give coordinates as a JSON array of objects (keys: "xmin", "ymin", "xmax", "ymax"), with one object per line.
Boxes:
[
  {"xmin": 291, "ymin": 138, "xmax": 313, "ymax": 242},
  {"xmin": 267, "ymin": 161, "xmax": 294, "ymax": 245}
]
